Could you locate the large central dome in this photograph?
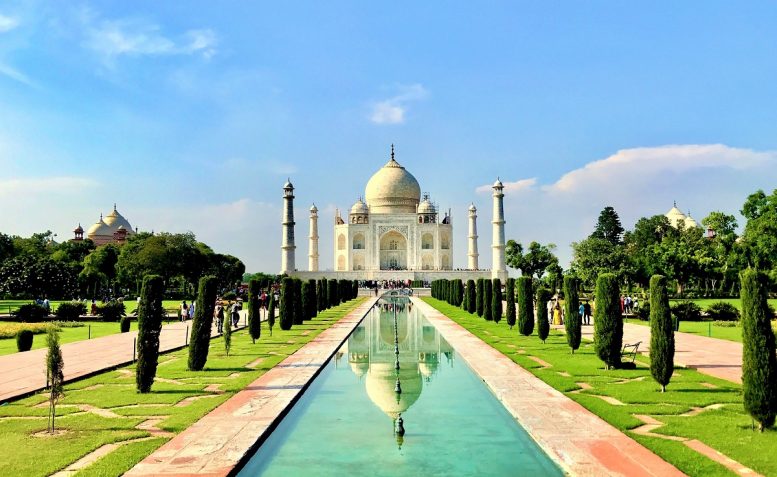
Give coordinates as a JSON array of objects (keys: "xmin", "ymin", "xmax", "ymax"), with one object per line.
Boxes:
[{"xmin": 364, "ymin": 147, "xmax": 421, "ymax": 214}]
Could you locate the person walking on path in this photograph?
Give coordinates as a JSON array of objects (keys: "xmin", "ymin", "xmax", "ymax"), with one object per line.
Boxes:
[
  {"xmin": 180, "ymin": 301, "xmax": 188, "ymax": 322},
  {"xmin": 188, "ymin": 300, "xmax": 195, "ymax": 321},
  {"xmin": 230, "ymin": 301, "xmax": 240, "ymax": 327},
  {"xmin": 553, "ymin": 302, "xmax": 563, "ymax": 325},
  {"xmin": 583, "ymin": 301, "xmax": 592, "ymax": 325}
]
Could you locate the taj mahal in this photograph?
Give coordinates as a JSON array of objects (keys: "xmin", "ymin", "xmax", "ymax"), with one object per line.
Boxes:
[{"xmin": 282, "ymin": 146, "xmax": 507, "ymax": 282}]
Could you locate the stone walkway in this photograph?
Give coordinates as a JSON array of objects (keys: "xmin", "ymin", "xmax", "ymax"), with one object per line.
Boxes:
[
  {"xmin": 574, "ymin": 322, "xmax": 743, "ymax": 383},
  {"xmin": 415, "ymin": 298, "xmax": 684, "ymax": 477},
  {"xmin": 125, "ymin": 297, "xmax": 378, "ymax": 477},
  {"xmin": 0, "ymin": 312, "xmax": 249, "ymax": 402}
]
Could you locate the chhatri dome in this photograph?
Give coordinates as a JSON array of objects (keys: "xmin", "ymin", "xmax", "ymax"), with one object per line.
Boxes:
[
  {"xmin": 665, "ymin": 202, "xmax": 700, "ymax": 229},
  {"xmin": 364, "ymin": 145, "xmax": 421, "ymax": 214}
]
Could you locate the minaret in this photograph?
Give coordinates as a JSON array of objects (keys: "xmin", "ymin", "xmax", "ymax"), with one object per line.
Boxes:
[
  {"xmin": 280, "ymin": 179, "xmax": 296, "ymax": 274},
  {"xmin": 491, "ymin": 178, "xmax": 507, "ymax": 281},
  {"xmin": 467, "ymin": 204, "xmax": 479, "ymax": 270},
  {"xmin": 308, "ymin": 204, "xmax": 319, "ymax": 272}
]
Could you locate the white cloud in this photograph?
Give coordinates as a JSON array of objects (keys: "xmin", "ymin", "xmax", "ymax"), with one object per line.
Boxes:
[
  {"xmin": 369, "ymin": 83, "xmax": 428, "ymax": 125},
  {"xmin": 0, "ymin": 61, "xmax": 32, "ymax": 86},
  {"xmin": 0, "ymin": 14, "xmax": 19, "ymax": 32},
  {"xmin": 476, "ymin": 177, "xmax": 537, "ymax": 194}
]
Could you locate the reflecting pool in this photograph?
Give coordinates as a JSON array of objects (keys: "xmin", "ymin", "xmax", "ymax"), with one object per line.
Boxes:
[{"xmin": 238, "ymin": 297, "xmax": 563, "ymax": 476}]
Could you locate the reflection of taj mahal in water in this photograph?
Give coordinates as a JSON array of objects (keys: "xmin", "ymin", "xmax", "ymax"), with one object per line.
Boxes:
[{"xmin": 282, "ymin": 145, "xmax": 508, "ymax": 282}]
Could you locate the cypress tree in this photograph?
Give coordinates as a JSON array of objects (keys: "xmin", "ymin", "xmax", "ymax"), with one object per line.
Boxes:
[
  {"xmin": 188, "ymin": 276, "xmax": 217, "ymax": 370},
  {"xmin": 483, "ymin": 279, "xmax": 493, "ymax": 320},
  {"xmin": 466, "ymin": 280, "xmax": 476, "ymax": 314},
  {"xmin": 741, "ymin": 269, "xmax": 777, "ymax": 431},
  {"xmin": 649, "ymin": 275, "xmax": 674, "ymax": 392},
  {"xmin": 338, "ymin": 279, "xmax": 349, "ymax": 302},
  {"xmin": 594, "ymin": 273, "xmax": 623, "ymax": 370},
  {"xmin": 517, "ymin": 276, "xmax": 534, "ymax": 336},
  {"xmin": 492, "ymin": 278, "xmax": 502, "ymax": 323},
  {"xmin": 317, "ymin": 279, "xmax": 327, "ymax": 311},
  {"xmin": 563, "ymin": 275, "xmax": 581, "ymax": 354},
  {"xmin": 293, "ymin": 279, "xmax": 304, "ymax": 325},
  {"xmin": 476, "ymin": 279, "xmax": 484, "ymax": 317},
  {"xmin": 328, "ymin": 279, "xmax": 339, "ymax": 308},
  {"xmin": 223, "ymin": 304, "xmax": 232, "ymax": 356},
  {"xmin": 248, "ymin": 279, "xmax": 261, "ymax": 343},
  {"xmin": 45, "ymin": 328, "xmax": 63, "ymax": 433},
  {"xmin": 462, "ymin": 281, "xmax": 469, "ymax": 310},
  {"xmin": 352, "ymin": 280, "xmax": 359, "ymax": 300},
  {"xmin": 301, "ymin": 281, "xmax": 312, "ymax": 323},
  {"xmin": 505, "ymin": 278, "xmax": 516, "ymax": 329},
  {"xmin": 536, "ymin": 287, "xmax": 551, "ymax": 343},
  {"xmin": 267, "ymin": 292, "xmax": 276, "ymax": 335},
  {"xmin": 307, "ymin": 279, "xmax": 318, "ymax": 319},
  {"xmin": 279, "ymin": 277, "xmax": 294, "ymax": 330},
  {"xmin": 136, "ymin": 274, "xmax": 164, "ymax": 393}
]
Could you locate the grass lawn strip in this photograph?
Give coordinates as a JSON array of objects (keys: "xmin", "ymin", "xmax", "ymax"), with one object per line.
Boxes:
[
  {"xmin": 424, "ymin": 298, "xmax": 777, "ymax": 477},
  {"xmin": 0, "ymin": 298, "xmax": 365, "ymax": 477},
  {"xmin": 0, "ymin": 321, "xmax": 140, "ymax": 356},
  {"xmin": 624, "ymin": 318, "xmax": 777, "ymax": 344}
]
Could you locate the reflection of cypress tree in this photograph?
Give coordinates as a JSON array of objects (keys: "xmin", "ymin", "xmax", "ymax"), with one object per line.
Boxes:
[
  {"xmin": 649, "ymin": 275, "xmax": 673, "ymax": 391},
  {"xmin": 280, "ymin": 277, "xmax": 294, "ymax": 331},
  {"xmin": 476, "ymin": 279, "xmax": 484, "ymax": 317},
  {"xmin": 594, "ymin": 273, "xmax": 622, "ymax": 369},
  {"xmin": 136, "ymin": 275, "xmax": 164, "ymax": 393},
  {"xmin": 517, "ymin": 276, "xmax": 534, "ymax": 336},
  {"xmin": 483, "ymin": 279, "xmax": 493, "ymax": 321},
  {"xmin": 741, "ymin": 269, "xmax": 777, "ymax": 431},
  {"xmin": 466, "ymin": 280, "xmax": 476, "ymax": 314},
  {"xmin": 492, "ymin": 278, "xmax": 502, "ymax": 323},
  {"xmin": 505, "ymin": 278, "xmax": 516, "ymax": 329},
  {"xmin": 188, "ymin": 276, "xmax": 217, "ymax": 370},
  {"xmin": 248, "ymin": 279, "xmax": 261, "ymax": 343},
  {"xmin": 535, "ymin": 287, "xmax": 551, "ymax": 343},
  {"xmin": 563, "ymin": 275, "xmax": 581, "ymax": 353}
]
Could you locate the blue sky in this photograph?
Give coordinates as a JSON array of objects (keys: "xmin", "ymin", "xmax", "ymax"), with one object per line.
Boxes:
[{"xmin": 2, "ymin": 1, "xmax": 777, "ymax": 272}]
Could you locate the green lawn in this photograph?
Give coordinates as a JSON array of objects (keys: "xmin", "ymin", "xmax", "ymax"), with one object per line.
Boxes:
[
  {"xmin": 669, "ymin": 298, "xmax": 777, "ymax": 312},
  {"xmin": 0, "ymin": 322, "xmax": 140, "ymax": 356},
  {"xmin": 0, "ymin": 298, "xmax": 365, "ymax": 477},
  {"xmin": 624, "ymin": 318, "xmax": 777, "ymax": 343},
  {"xmin": 424, "ymin": 298, "xmax": 777, "ymax": 477},
  {"xmin": 0, "ymin": 300, "xmax": 187, "ymax": 316}
]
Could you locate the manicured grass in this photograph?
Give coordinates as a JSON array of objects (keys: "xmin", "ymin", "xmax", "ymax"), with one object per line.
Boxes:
[
  {"xmin": 0, "ymin": 322, "xmax": 140, "ymax": 356},
  {"xmin": 424, "ymin": 298, "xmax": 777, "ymax": 477},
  {"xmin": 0, "ymin": 298, "xmax": 365, "ymax": 477},
  {"xmin": 625, "ymin": 318, "xmax": 777, "ymax": 344},
  {"xmin": 668, "ymin": 298, "xmax": 777, "ymax": 312},
  {"xmin": 0, "ymin": 300, "xmax": 187, "ymax": 316}
]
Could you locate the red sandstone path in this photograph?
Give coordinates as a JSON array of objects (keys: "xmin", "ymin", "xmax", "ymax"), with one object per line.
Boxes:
[{"xmin": 0, "ymin": 314, "xmax": 248, "ymax": 402}]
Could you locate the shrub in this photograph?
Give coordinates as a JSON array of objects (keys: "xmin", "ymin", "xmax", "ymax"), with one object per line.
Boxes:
[
  {"xmin": 55, "ymin": 302, "xmax": 87, "ymax": 321},
  {"xmin": 338, "ymin": 279, "xmax": 350, "ymax": 303},
  {"xmin": 187, "ymin": 276, "xmax": 218, "ymax": 371},
  {"xmin": 301, "ymin": 281, "xmax": 312, "ymax": 323},
  {"xmin": 476, "ymin": 279, "xmax": 484, "ymax": 317},
  {"xmin": 16, "ymin": 329, "xmax": 34, "ymax": 352},
  {"xmin": 12, "ymin": 303, "xmax": 49, "ymax": 323},
  {"xmin": 280, "ymin": 277, "xmax": 294, "ymax": 331},
  {"xmin": 96, "ymin": 301, "xmax": 126, "ymax": 322},
  {"xmin": 466, "ymin": 280, "xmax": 476, "ymax": 314},
  {"xmin": 517, "ymin": 276, "xmax": 534, "ymax": 336},
  {"xmin": 671, "ymin": 301, "xmax": 702, "ymax": 322},
  {"xmin": 483, "ymin": 279, "xmax": 493, "ymax": 321},
  {"xmin": 636, "ymin": 301, "xmax": 651, "ymax": 321},
  {"xmin": 741, "ymin": 269, "xmax": 777, "ymax": 431},
  {"xmin": 535, "ymin": 287, "xmax": 551, "ymax": 343},
  {"xmin": 222, "ymin": 291, "xmax": 237, "ymax": 301},
  {"xmin": 563, "ymin": 275, "xmax": 581, "ymax": 353},
  {"xmin": 492, "ymin": 279, "xmax": 502, "ymax": 323},
  {"xmin": 713, "ymin": 320, "xmax": 739, "ymax": 328},
  {"xmin": 505, "ymin": 278, "xmax": 516, "ymax": 328},
  {"xmin": 650, "ymin": 275, "xmax": 674, "ymax": 392},
  {"xmin": 136, "ymin": 275, "xmax": 165, "ymax": 393},
  {"xmin": 706, "ymin": 301, "xmax": 740, "ymax": 321},
  {"xmin": 328, "ymin": 279, "xmax": 339, "ymax": 308},
  {"xmin": 594, "ymin": 273, "xmax": 623, "ymax": 369},
  {"xmin": 248, "ymin": 279, "xmax": 261, "ymax": 343},
  {"xmin": 267, "ymin": 292, "xmax": 276, "ymax": 335},
  {"xmin": 120, "ymin": 316, "xmax": 132, "ymax": 333}
]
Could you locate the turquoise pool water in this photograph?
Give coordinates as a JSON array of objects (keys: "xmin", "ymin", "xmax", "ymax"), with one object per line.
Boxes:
[{"xmin": 238, "ymin": 298, "xmax": 563, "ymax": 476}]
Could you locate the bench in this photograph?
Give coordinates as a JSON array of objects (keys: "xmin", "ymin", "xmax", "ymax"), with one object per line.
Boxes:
[{"xmin": 621, "ymin": 341, "xmax": 641, "ymax": 364}]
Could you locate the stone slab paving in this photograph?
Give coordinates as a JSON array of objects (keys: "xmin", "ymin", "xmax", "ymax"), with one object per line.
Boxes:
[
  {"xmin": 414, "ymin": 298, "xmax": 684, "ymax": 477},
  {"xmin": 0, "ymin": 311, "xmax": 249, "ymax": 402},
  {"xmin": 125, "ymin": 297, "xmax": 378, "ymax": 477},
  {"xmin": 573, "ymin": 323, "xmax": 743, "ymax": 384}
]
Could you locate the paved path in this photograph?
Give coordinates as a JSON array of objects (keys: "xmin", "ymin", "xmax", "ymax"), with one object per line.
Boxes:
[
  {"xmin": 126, "ymin": 298, "xmax": 378, "ymax": 477},
  {"xmin": 0, "ymin": 312, "xmax": 249, "ymax": 403},
  {"xmin": 574, "ymin": 322, "xmax": 743, "ymax": 384},
  {"xmin": 417, "ymin": 299, "xmax": 684, "ymax": 477}
]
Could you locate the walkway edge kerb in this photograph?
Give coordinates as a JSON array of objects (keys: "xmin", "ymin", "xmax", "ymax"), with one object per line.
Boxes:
[
  {"xmin": 413, "ymin": 298, "xmax": 686, "ymax": 477},
  {"xmin": 125, "ymin": 297, "xmax": 378, "ymax": 477}
]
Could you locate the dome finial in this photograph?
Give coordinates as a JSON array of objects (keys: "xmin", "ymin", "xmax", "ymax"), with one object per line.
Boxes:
[
  {"xmin": 391, "ymin": 144, "xmax": 395, "ymax": 161},
  {"xmin": 673, "ymin": 200, "xmax": 677, "ymax": 207},
  {"xmin": 114, "ymin": 203, "xmax": 117, "ymax": 211}
]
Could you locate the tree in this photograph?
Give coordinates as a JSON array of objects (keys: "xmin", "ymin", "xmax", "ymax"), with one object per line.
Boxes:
[
  {"xmin": 188, "ymin": 276, "xmax": 218, "ymax": 370},
  {"xmin": 328, "ymin": 279, "xmax": 339, "ymax": 308},
  {"xmin": 571, "ymin": 237, "xmax": 630, "ymax": 288},
  {"xmin": 267, "ymin": 292, "xmax": 276, "ymax": 335},
  {"xmin": 483, "ymin": 279, "xmax": 493, "ymax": 321},
  {"xmin": 563, "ymin": 275, "xmax": 581, "ymax": 353},
  {"xmin": 136, "ymin": 275, "xmax": 164, "ymax": 393},
  {"xmin": 740, "ymin": 189, "xmax": 777, "ymax": 270},
  {"xmin": 492, "ymin": 278, "xmax": 502, "ymax": 323},
  {"xmin": 505, "ymin": 278, "xmax": 516, "ymax": 328},
  {"xmin": 80, "ymin": 244, "xmax": 119, "ymax": 297},
  {"xmin": 590, "ymin": 206, "xmax": 625, "ymax": 245},
  {"xmin": 466, "ymin": 280, "xmax": 476, "ymax": 314},
  {"xmin": 248, "ymin": 279, "xmax": 261, "ymax": 343},
  {"xmin": 594, "ymin": 273, "xmax": 622, "ymax": 369},
  {"xmin": 307, "ymin": 279, "xmax": 318, "ymax": 319},
  {"xmin": 46, "ymin": 328, "xmax": 64, "ymax": 433},
  {"xmin": 517, "ymin": 276, "xmax": 534, "ymax": 336},
  {"xmin": 279, "ymin": 278, "xmax": 294, "ymax": 331},
  {"xmin": 475, "ymin": 279, "xmax": 484, "ymax": 317},
  {"xmin": 741, "ymin": 269, "xmax": 777, "ymax": 431},
  {"xmin": 506, "ymin": 240, "xmax": 559, "ymax": 279},
  {"xmin": 223, "ymin": 303, "xmax": 232, "ymax": 356},
  {"xmin": 535, "ymin": 287, "xmax": 551, "ymax": 343},
  {"xmin": 649, "ymin": 275, "xmax": 674, "ymax": 392},
  {"xmin": 301, "ymin": 281, "xmax": 312, "ymax": 323},
  {"xmin": 317, "ymin": 279, "xmax": 327, "ymax": 312}
]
